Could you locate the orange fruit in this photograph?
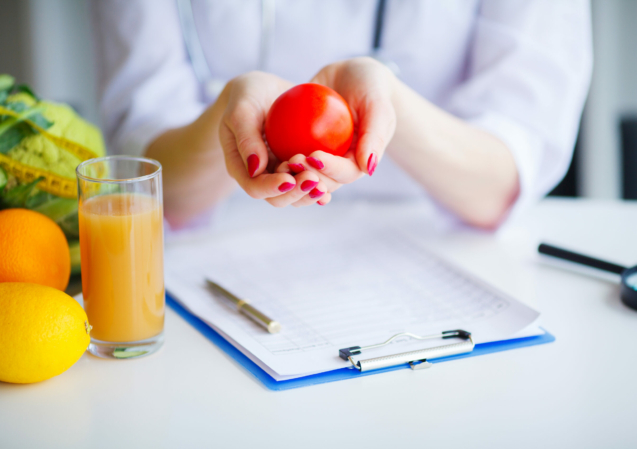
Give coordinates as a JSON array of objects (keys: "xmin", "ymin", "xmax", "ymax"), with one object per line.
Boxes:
[{"xmin": 0, "ymin": 208, "xmax": 70, "ymax": 291}]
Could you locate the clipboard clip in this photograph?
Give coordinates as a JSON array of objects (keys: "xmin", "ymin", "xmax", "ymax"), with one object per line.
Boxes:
[{"xmin": 338, "ymin": 329, "xmax": 474, "ymax": 372}]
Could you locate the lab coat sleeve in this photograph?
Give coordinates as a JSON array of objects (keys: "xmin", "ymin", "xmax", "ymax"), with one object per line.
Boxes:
[
  {"xmin": 91, "ymin": 0, "xmax": 206, "ymax": 156},
  {"xmin": 444, "ymin": 0, "xmax": 593, "ymax": 219}
]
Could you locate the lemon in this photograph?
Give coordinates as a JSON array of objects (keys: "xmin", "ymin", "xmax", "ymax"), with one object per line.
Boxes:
[{"xmin": 0, "ymin": 282, "xmax": 91, "ymax": 383}]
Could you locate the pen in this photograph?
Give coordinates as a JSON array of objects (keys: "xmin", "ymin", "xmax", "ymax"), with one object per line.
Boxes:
[{"xmin": 205, "ymin": 279, "xmax": 282, "ymax": 334}]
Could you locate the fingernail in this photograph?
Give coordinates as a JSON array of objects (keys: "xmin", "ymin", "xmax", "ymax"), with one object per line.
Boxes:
[
  {"xmin": 247, "ymin": 154, "xmax": 259, "ymax": 177},
  {"xmin": 288, "ymin": 163, "xmax": 305, "ymax": 173},
  {"xmin": 301, "ymin": 180, "xmax": 318, "ymax": 192},
  {"xmin": 367, "ymin": 153, "xmax": 377, "ymax": 176},
  {"xmin": 317, "ymin": 201, "xmax": 326, "ymax": 206},
  {"xmin": 309, "ymin": 188, "xmax": 325, "ymax": 199},
  {"xmin": 306, "ymin": 157, "xmax": 324, "ymax": 170},
  {"xmin": 278, "ymin": 182, "xmax": 295, "ymax": 193}
]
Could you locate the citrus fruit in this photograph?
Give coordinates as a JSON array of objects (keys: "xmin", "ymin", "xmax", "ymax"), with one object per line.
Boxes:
[
  {"xmin": 0, "ymin": 208, "xmax": 71, "ymax": 290},
  {"xmin": 0, "ymin": 282, "xmax": 90, "ymax": 384}
]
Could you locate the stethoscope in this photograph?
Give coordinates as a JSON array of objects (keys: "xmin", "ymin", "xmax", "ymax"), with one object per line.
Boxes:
[
  {"xmin": 176, "ymin": 0, "xmax": 398, "ymax": 99},
  {"xmin": 539, "ymin": 243, "xmax": 637, "ymax": 311}
]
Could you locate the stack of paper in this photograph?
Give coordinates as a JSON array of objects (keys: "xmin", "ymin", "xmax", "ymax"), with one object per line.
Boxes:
[{"xmin": 164, "ymin": 203, "xmax": 542, "ymax": 381}]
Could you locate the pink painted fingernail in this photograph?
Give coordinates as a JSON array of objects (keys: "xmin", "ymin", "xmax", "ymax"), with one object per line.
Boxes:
[
  {"xmin": 367, "ymin": 153, "xmax": 377, "ymax": 176},
  {"xmin": 309, "ymin": 188, "xmax": 325, "ymax": 199},
  {"xmin": 288, "ymin": 163, "xmax": 305, "ymax": 173},
  {"xmin": 278, "ymin": 182, "xmax": 295, "ymax": 193},
  {"xmin": 247, "ymin": 154, "xmax": 259, "ymax": 177},
  {"xmin": 306, "ymin": 157, "xmax": 324, "ymax": 170},
  {"xmin": 317, "ymin": 201, "xmax": 326, "ymax": 206},
  {"xmin": 301, "ymin": 180, "xmax": 318, "ymax": 192}
]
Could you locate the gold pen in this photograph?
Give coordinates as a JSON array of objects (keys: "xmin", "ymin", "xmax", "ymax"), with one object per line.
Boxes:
[{"xmin": 205, "ymin": 279, "xmax": 281, "ymax": 334}]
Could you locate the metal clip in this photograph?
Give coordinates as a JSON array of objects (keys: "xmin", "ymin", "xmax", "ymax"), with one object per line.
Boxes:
[
  {"xmin": 338, "ymin": 329, "xmax": 474, "ymax": 373},
  {"xmin": 409, "ymin": 360, "xmax": 433, "ymax": 370}
]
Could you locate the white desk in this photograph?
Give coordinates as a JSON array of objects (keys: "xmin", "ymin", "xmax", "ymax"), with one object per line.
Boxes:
[{"xmin": 1, "ymin": 198, "xmax": 636, "ymax": 449}]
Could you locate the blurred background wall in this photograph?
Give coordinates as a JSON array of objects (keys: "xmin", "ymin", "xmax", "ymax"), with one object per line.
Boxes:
[
  {"xmin": 1, "ymin": 0, "xmax": 636, "ymax": 201},
  {"xmin": 0, "ymin": 0, "xmax": 98, "ymax": 124}
]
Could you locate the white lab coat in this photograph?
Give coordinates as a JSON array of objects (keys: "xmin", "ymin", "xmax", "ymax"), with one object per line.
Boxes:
[{"xmin": 91, "ymin": 0, "xmax": 592, "ymax": 221}]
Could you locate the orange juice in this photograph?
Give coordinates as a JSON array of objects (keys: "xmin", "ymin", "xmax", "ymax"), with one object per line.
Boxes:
[{"xmin": 79, "ymin": 193, "xmax": 164, "ymax": 342}]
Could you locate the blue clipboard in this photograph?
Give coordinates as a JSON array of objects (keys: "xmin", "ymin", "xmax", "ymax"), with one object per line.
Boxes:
[{"xmin": 167, "ymin": 294, "xmax": 555, "ymax": 391}]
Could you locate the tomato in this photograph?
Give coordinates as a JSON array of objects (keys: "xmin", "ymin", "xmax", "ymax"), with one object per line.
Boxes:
[{"xmin": 265, "ymin": 83, "xmax": 354, "ymax": 162}]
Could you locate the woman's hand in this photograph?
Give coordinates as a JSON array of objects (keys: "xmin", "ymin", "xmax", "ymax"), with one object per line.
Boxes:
[
  {"xmin": 219, "ymin": 71, "xmax": 329, "ymax": 207},
  {"xmin": 275, "ymin": 58, "xmax": 398, "ymax": 197},
  {"xmin": 289, "ymin": 57, "xmax": 518, "ymax": 227}
]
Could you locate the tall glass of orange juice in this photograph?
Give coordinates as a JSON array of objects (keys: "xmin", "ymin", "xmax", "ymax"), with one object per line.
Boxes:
[{"xmin": 77, "ymin": 156, "xmax": 164, "ymax": 359}]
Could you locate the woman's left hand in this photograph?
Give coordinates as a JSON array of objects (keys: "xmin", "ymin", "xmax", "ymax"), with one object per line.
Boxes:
[{"xmin": 275, "ymin": 57, "xmax": 398, "ymax": 204}]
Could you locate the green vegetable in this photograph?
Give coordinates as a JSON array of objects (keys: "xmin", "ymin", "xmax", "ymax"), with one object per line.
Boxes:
[
  {"xmin": 31, "ymin": 196, "xmax": 77, "ymax": 221},
  {"xmin": 56, "ymin": 211, "xmax": 80, "ymax": 240},
  {"xmin": 0, "ymin": 177, "xmax": 43, "ymax": 209},
  {"xmin": 6, "ymin": 96, "xmax": 103, "ymax": 178},
  {"xmin": 31, "ymin": 195, "xmax": 80, "ymax": 239},
  {"xmin": 0, "ymin": 80, "xmax": 53, "ymax": 154},
  {"xmin": 15, "ymin": 84, "xmax": 40, "ymax": 102},
  {"xmin": 69, "ymin": 240, "xmax": 81, "ymax": 275},
  {"xmin": 0, "ymin": 166, "xmax": 6, "ymax": 191}
]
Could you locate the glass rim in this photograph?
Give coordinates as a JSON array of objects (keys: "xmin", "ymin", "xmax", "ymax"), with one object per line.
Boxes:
[{"xmin": 76, "ymin": 155, "xmax": 162, "ymax": 184}]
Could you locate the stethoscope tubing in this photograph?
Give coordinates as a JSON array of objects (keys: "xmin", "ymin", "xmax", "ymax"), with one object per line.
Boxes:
[
  {"xmin": 177, "ymin": 0, "xmax": 393, "ymax": 98},
  {"xmin": 538, "ymin": 243, "xmax": 637, "ymax": 311},
  {"xmin": 538, "ymin": 243, "xmax": 626, "ymax": 275}
]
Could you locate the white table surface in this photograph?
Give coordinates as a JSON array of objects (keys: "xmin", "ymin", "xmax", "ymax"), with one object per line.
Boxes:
[{"xmin": 2, "ymin": 198, "xmax": 637, "ymax": 449}]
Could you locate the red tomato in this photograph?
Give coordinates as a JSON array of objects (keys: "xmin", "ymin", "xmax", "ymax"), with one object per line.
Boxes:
[{"xmin": 265, "ymin": 83, "xmax": 354, "ymax": 161}]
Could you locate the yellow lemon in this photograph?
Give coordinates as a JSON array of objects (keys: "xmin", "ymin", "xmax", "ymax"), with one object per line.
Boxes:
[{"xmin": 0, "ymin": 282, "xmax": 91, "ymax": 384}]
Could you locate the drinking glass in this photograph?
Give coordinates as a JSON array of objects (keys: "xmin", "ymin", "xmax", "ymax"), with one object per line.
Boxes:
[{"xmin": 76, "ymin": 156, "xmax": 164, "ymax": 359}]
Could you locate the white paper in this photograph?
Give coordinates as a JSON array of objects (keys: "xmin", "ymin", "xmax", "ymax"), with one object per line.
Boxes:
[{"xmin": 165, "ymin": 209, "xmax": 540, "ymax": 380}]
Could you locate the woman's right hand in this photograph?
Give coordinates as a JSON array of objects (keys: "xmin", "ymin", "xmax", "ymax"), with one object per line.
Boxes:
[{"xmin": 219, "ymin": 72, "xmax": 331, "ymax": 207}]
